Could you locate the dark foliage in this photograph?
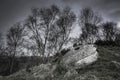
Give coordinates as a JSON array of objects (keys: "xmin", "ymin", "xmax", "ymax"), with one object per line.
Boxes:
[
  {"xmin": 26, "ymin": 64, "xmax": 31, "ymax": 73},
  {"xmin": 95, "ymin": 40, "xmax": 120, "ymax": 46},
  {"xmin": 74, "ymin": 47, "xmax": 80, "ymax": 50},
  {"xmin": 54, "ymin": 48, "xmax": 70, "ymax": 57},
  {"xmin": 102, "ymin": 22, "xmax": 117, "ymax": 41},
  {"xmin": 0, "ymin": 56, "xmax": 51, "ymax": 76},
  {"xmin": 73, "ymin": 43, "xmax": 78, "ymax": 47},
  {"xmin": 60, "ymin": 48, "xmax": 70, "ymax": 56},
  {"xmin": 0, "ymin": 56, "xmax": 21, "ymax": 76},
  {"xmin": 52, "ymin": 48, "xmax": 70, "ymax": 63}
]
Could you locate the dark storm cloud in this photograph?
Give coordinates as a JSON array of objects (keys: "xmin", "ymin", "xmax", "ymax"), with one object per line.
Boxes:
[
  {"xmin": 0, "ymin": 0, "xmax": 62, "ymax": 34},
  {"xmin": 0, "ymin": 0, "xmax": 120, "ymax": 34},
  {"xmin": 62, "ymin": 0, "xmax": 120, "ymax": 22},
  {"xmin": 109, "ymin": 10, "xmax": 120, "ymax": 21}
]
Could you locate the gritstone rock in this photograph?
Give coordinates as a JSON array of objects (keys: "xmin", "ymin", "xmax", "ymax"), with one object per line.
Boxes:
[{"xmin": 61, "ymin": 44, "xmax": 98, "ymax": 69}]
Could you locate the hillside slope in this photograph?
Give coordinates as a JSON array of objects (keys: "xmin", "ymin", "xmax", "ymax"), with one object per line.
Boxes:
[{"xmin": 1, "ymin": 46, "xmax": 120, "ymax": 80}]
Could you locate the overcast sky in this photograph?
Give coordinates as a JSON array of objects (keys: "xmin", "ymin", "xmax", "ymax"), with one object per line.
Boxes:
[{"xmin": 0, "ymin": 0, "xmax": 120, "ymax": 35}]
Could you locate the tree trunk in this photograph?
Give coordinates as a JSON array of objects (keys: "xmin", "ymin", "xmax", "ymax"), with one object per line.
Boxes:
[
  {"xmin": 9, "ymin": 47, "xmax": 16, "ymax": 74},
  {"xmin": 9, "ymin": 52, "xmax": 15, "ymax": 74}
]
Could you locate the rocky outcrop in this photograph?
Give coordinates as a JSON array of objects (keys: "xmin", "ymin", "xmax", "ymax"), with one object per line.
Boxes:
[
  {"xmin": 2, "ymin": 45, "xmax": 120, "ymax": 80},
  {"xmin": 1, "ymin": 44, "xmax": 98, "ymax": 80},
  {"xmin": 61, "ymin": 45, "xmax": 98, "ymax": 69}
]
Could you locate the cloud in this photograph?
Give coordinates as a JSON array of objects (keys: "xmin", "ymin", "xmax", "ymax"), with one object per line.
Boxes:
[
  {"xmin": 62, "ymin": 0, "xmax": 120, "ymax": 22},
  {"xmin": 108, "ymin": 10, "xmax": 120, "ymax": 21},
  {"xmin": 0, "ymin": 0, "xmax": 120, "ymax": 34},
  {"xmin": 0, "ymin": 0, "xmax": 62, "ymax": 34}
]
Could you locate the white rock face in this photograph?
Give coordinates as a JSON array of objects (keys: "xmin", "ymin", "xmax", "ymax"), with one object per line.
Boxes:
[
  {"xmin": 75, "ymin": 51, "xmax": 98, "ymax": 68},
  {"xmin": 61, "ymin": 44, "xmax": 98, "ymax": 68}
]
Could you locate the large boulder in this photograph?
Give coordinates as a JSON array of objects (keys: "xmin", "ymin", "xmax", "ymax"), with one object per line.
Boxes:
[{"xmin": 61, "ymin": 44, "xmax": 98, "ymax": 69}]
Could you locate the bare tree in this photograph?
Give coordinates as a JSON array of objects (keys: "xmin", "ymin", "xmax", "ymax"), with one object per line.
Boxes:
[
  {"xmin": 25, "ymin": 5, "xmax": 60, "ymax": 63},
  {"xmin": 26, "ymin": 5, "xmax": 76, "ymax": 62},
  {"xmin": 46, "ymin": 7, "xmax": 76, "ymax": 55},
  {"xmin": 39, "ymin": 5, "xmax": 60, "ymax": 57},
  {"xmin": 25, "ymin": 9, "xmax": 44, "ymax": 56},
  {"xmin": 102, "ymin": 22, "xmax": 117, "ymax": 41},
  {"xmin": 53, "ymin": 7, "xmax": 76, "ymax": 53},
  {"xmin": 6, "ymin": 23, "xmax": 25, "ymax": 73},
  {"xmin": 78, "ymin": 8, "xmax": 102, "ymax": 44}
]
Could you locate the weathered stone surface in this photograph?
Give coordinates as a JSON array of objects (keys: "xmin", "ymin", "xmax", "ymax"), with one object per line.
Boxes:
[{"xmin": 61, "ymin": 45, "xmax": 98, "ymax": 68}]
